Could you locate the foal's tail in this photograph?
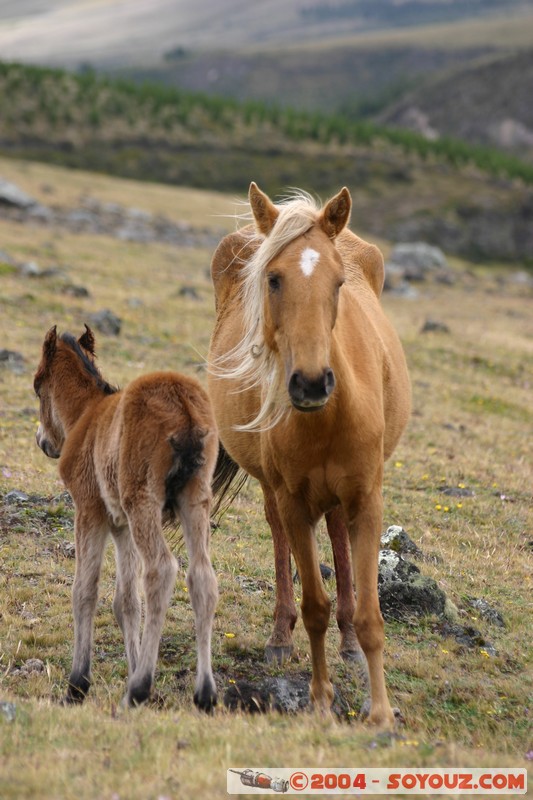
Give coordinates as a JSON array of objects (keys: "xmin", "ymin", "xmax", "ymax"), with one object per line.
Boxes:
[
  {"xmin": 164, "ymin": 434, "xmax": 247, "ymax": 526},
  {"xmin": 164, "ymin": 428, "xmax": 207, "ymax": 522},
  {"xmin": 211, "ymin": 442, "xmax": 248, "ymax": 523}
]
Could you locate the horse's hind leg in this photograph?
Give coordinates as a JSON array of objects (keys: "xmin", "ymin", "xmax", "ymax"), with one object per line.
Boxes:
[
  {"xmin": 112, "ymin": 526, "xmax": 141, "ymax": 677},
  {"xmin": 263, "ymin": 485, "xmax": 298, "ymax": 665},
  {"xmin": 179, "ymin": 475, "xmax": 218, "ymax": 712},
  {"xmin": 325, "ymin": 508, "xmax": 362, "ymax": 663},
  {"xmin": 65, "ymin": 509, "xmax": 108, "ymax": 704},
  {"xmin": 123, "ymin": 503, "xmax": 178, "ymax": 707}
]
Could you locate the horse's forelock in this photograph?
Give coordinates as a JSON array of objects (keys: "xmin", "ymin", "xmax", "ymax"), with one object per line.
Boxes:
[{"xmin": 210, "ymin": 192, "xmax": 324, "ymax": 431}]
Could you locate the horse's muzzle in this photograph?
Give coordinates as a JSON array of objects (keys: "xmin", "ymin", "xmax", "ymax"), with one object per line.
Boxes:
[
  {"xmin": 288, "ymin": 368, "xmax": 335, "ymax": 411},
  {"xmin": 36, "ymin": 429, "xmax": 61, "ymax": 459}
]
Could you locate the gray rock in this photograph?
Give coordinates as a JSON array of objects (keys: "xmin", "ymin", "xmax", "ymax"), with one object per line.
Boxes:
[
  {"xmin": 378, "ymin": 549, "xmax": 447, "ymax": 620},
  {"xmin": 388, "ymin": 242, "xmax": 449, "ymax": 271},
  {"xmin": 61, "ymin": 284, "xmax": 90, "ymax": 298},
  {"xmin": 4, "ymin": 490, "xmax": 30, "ymax": 504},
  {"xmin": 439, "ymin": 485, "xmax": 474, "ymax": 498},
  {"xmin": 0, "ymin": 179, "xmax": 36, "ymax": 209},
  {"xmin": 468, "ymin": 598, "xmax": 506, "ymax": 628},
  {"xmin": 20, "ymin": 658, "xmax": 45, "ymax": 674},
  {"xmin": 178, "ymin": 285, "xmax": 201, "ymax": 301},
  {"xmin": 223, "ymin": 675, "xmax": 349, "ymax": 717},
  {"xmin": 18, "ymin": 261, "xmax": 41, "ymax": 277},
  {"xmin": 0, "ymin": 701, "xmax": 17, "ymax": 722},
  {"xmin": 89, "ymin": 309, "xmax": 121, "ymax": 336},
  {"xmin": 436, "ymin": 621, "xmax": 497, "ymax": 655},
  {"xmin": 0, "ymin": 350, "xmax": 25, "ymax": 374},
  {"xmin": 420, "ymin": 318, "xmax": 450, "ymax": 334},
  {"xmin": 380, "ymin": 526, "xmax": 423, "ymax": 557}
]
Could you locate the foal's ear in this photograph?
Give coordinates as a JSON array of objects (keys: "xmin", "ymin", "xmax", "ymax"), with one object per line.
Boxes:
[
  {"xmin": 43, "ymin": 325, "xmax": 57, "ymax": 360},
  {"xmin": 249, "ymin": 181, "xmax": 279, "ymax": 236},
  {"xmin": 319, "ymin": 187, "xmax": 352, "ymax": 239},
  {"xmin": 78, "ymin": 324, "xmax": 96, "ymax": 355}
]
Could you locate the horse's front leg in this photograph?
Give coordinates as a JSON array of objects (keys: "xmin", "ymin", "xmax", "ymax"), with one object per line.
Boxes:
[
  {"xmin": 276, "ymin": 489, "xmax": 333, "ymax": 715},
  {"xmin": 262, "ymin": 484, "xmax": 298, "ymax": 665},
  {"xmin": 325, "ymin": 507, "xmax": 362, "ymax": 662},
  {"xmin": 346, "ymin": 487, "xmax": 395, "ymax": 729}
]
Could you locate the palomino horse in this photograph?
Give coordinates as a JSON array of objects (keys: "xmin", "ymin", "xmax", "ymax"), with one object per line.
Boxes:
[
  {"xmin": 208, "ymin": 184, "xmax": 410, "ymax": 727},
  {"xmin": 34, "ymin": 325, "xmax": 218, "ymax": 711}
]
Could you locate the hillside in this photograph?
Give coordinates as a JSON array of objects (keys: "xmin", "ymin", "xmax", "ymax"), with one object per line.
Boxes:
[
  {"xmin": 1, "ymin": 61, "xmax": 533, "ymax": 264},
  {"xmin": 378, "ymin": 49, "xmax": 533, "ymax": 163},
  {"xmin": 0, "ymin": 0, "xmax": 531, "ymax": 66}
]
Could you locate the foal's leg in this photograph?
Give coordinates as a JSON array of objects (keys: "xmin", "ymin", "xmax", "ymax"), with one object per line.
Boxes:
[
  {"xmin": 347, "ymin": 488, "xmax": 395, "ymax": 729},
  {"xmin": 124, "ymin": 503, "xmax": 178, "ymax": 707},
  {"xmin": 179, "ymin": 476, "xmax": 218, "ymax": 712},
  {"xmin": 263, "ymin": 484, "xmax": 298, "ymax": 664},
  {"xmin": 111, "ymin": 526, "xmax": 141, "ymax": 677},
  {"xmin": 325, "ymin": 508, "xmax": 362, "ymax": 662},
  {"xmin": 276, "ymin": 489, "xmax": 334, "ymax": 715},
  {"xmin": 64, "ymin": 508, "xmax": 108, "ymax": 704}
]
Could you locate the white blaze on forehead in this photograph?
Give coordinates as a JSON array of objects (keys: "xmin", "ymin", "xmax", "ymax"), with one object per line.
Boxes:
[{"xmin": 300, "ymin": 247, "xmax": 320, "ymax": 277}]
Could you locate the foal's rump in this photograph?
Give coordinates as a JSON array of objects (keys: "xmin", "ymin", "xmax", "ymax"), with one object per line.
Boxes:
[{"xmin": 116, "ymin": 371, "xmax": 218, "ymax": 518}]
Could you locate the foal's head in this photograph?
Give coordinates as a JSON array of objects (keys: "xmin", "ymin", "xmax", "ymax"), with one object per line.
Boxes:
[
  {"xmin": 249, "ymin": 182, "xmax": 351, "ymax": 413},
  {"xmin": 34, "ymin": 325, "xmax": 114, "ymax": 458}
]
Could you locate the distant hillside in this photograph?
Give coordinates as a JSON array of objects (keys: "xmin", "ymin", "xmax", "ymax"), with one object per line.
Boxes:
[
  {"xmin": 378, "ymin": 50, "xmax": 533, "ymax": 163},
  {"xmin": 1, "ymin": 61, "xmax": 532, "ymax": 263},
  {"xmin": 0, "ymin": 0, "xmax": 531, "ymax": 65}
]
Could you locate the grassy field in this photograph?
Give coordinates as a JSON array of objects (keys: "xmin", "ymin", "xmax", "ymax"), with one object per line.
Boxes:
[{"xmin": 0, "ymin": 158, "xmax": 532, "ymax": 799}]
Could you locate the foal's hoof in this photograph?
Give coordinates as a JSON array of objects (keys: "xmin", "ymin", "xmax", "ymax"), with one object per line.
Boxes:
[
  {"xmin": 265, "ymin": 644, "xmax": 293, "ymax": 665},
  {"xmin": 60, "ymin": 692, "xmax": 84, "ymax": 707},
  {"xmin": 125, "ymin": 675, "xmax": 152, "ymax": 708},
  {"xmin": 194, "ymin": 681, "xmax": 217, "ymax": 714}
]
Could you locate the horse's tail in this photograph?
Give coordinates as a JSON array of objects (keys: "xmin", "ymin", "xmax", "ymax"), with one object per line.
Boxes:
[
  {"xmin": 211, "ymin": 442, "xmax": 248, "ymax": 523},
  {"xmin": 164, "ymin": 427, "xmax": 207, "ymax": 522}
]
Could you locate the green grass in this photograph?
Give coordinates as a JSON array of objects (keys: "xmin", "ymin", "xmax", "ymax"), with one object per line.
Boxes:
[{"xmin": 0, "ymin": 158, "xmax": 532, "ymax": 798}]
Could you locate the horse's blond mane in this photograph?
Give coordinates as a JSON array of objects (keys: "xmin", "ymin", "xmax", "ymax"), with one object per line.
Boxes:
[{"xmin": 210, "ymin": 190, "xmax": 322, "ymax": 432}]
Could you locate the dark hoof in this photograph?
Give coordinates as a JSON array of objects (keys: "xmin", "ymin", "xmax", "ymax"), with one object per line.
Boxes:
[
  {"xmin": 127, "ymin": 674, "xmax": 152, "ymax": 707},
  {"xmin": 62, "ymin": 675, "xmax": 90, "ymax": 705},
  {"xmin": 60, "ymin": 692, "xmax": 85, "ymax": 706},
  {"xmin": 264, "ymin": 644, "xmax": 293, "ymax": 665},
  {"xmin": 194, "ymin": 680, "xmax": 217, "ymax": 714}
]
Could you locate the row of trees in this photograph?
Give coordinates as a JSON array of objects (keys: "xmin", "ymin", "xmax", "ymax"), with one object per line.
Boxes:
[{"xmin": 1, "ymin": 60, "xmax": 532, "ymax": 185}]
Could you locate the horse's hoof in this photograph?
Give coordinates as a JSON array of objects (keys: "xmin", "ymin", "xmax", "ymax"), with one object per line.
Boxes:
[
  {"xmin": 126, "ymin": 674, "xmax": 152, "ymax": 707},
  {"xmin": 265, "ymin": 644, "xmax": 293, "ymax": 665},
  {"xmin": 359, "ymin": 698, "xmax": 399, "ymax": 729},
  {"xmin": 194, "ymin": 678, "xmax": 218, "ymax": 714},
  {"xmin": 60, "ymin": 693, "xmax": 84, "ymax": 707}
]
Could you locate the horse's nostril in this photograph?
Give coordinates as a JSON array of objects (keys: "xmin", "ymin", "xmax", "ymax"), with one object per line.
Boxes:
[
  {"xmin": 288, "ymin": 370, "xmax": 306, "ymax": 403},
  {"xmin": 324, "ymin": 368, "xmax": 335, "ymax": 396}
]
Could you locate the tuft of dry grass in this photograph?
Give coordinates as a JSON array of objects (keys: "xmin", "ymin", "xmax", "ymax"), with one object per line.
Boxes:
[{"xmin": 0, "ymin": 158, "xmax": 532, "ymax": 799}]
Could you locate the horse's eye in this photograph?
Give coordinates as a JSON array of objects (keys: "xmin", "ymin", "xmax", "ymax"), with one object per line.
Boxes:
[{"xmin": 268, "ymin": 273, "xmax": 281, "ymax": 293}]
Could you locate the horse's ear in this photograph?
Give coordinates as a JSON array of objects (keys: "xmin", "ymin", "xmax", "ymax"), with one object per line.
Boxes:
[
  {"xmin": 319, "ymin": 187, "xmax": 352, "ymax": 239},
  {"xmin": 43, "ymin": 325, "xmax": 57, "ymax": 361},
  {"xmin": 79, "ymin": 324, "xmax": 96, "ymax": 355},
  {"xmin": 249, "ymin": 182, "xmax": 279, "ymax": 236}
]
